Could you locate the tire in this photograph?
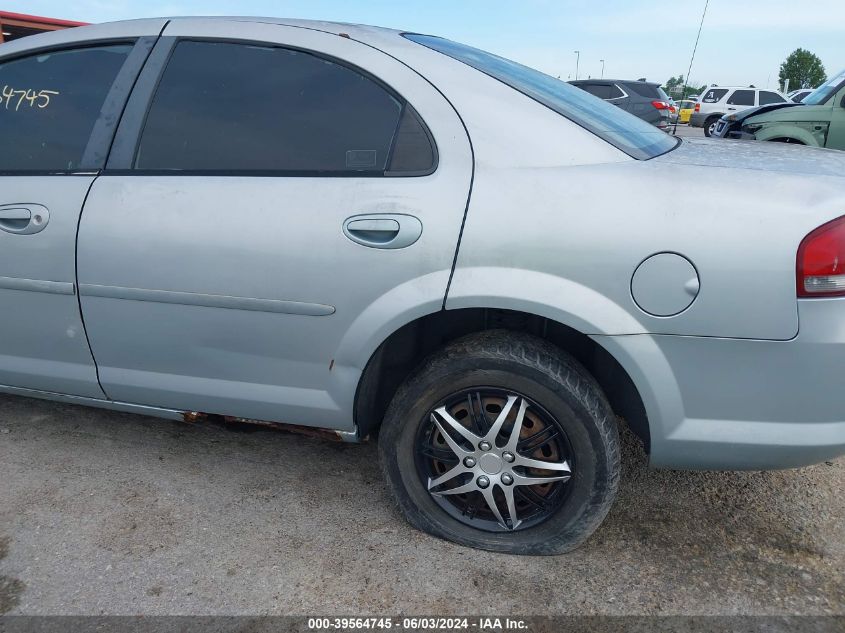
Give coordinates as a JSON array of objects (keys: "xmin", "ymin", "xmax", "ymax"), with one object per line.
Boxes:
[
  {"xmin": 378, "ymin": 330, "xmax": 620, "ymax": 555},
  {"xmin": 703, "ymin": 116, "xmax": 720, "ymax": 137}
]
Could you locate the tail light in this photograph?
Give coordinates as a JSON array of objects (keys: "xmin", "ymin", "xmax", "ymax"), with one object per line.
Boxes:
[
  {"xmin": 797, "ymin": 216, "xmax": 845, "ymax": 297},
  {"xmin": 694, "ymin": 103, "xmax": 701, "ymax": 112},
  {"xmin": 651, "ymin": 100, "xmax": 670, "ymax": 110}
]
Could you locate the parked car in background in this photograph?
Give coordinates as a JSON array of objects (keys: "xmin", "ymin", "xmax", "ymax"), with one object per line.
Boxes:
[
  {"xmin": 674, "ymin": 99, "xmax": 696, "ymax": 124},
  {"xmin": 689, "ymin": 86, "xmax": 788, "ymax": 136},
  {"xmin": 717, "ymin": 69, "xmax": 845, "ymax": 150},
  {"xmin": 788, "ymin": 89, "xmax": 814, "ymax": 103},
  {"xmin": 2, "ymin": 18, "xmax": 845, "ymax": 556},
  {"xmin": 569, "ymin": 79, "xmax": 672, "ymax": 130}
]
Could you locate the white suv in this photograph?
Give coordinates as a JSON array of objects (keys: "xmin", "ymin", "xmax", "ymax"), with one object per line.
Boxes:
[{"xmin": 689, "ymin": 86, "xmax": 788, "ymax": 136}]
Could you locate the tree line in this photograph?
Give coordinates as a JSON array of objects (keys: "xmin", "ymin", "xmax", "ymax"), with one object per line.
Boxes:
[{"xmin": 662, "ymin": 48, "xmax": 827, "ymax": 98}]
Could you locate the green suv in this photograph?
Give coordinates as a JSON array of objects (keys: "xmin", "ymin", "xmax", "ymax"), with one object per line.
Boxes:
[{"xmin": 716, "ymin": 69, "xmax": 845, "ymax": 150}]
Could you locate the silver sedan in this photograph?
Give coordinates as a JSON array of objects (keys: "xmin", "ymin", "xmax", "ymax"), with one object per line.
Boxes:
[{"xmin": 1, "ymin": 17, "xmax": 843, "ymax": 554}]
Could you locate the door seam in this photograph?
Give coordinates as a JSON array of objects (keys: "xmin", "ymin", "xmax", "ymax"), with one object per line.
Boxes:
[{"xmin": 74, "ymin": 177, "xmax": 107, "ymax": 398}]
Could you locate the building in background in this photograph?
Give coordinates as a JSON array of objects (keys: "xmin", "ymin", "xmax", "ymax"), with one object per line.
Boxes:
[{"xmin": 0, "ymin": 11, "xmax": 87, "ymax": 43}]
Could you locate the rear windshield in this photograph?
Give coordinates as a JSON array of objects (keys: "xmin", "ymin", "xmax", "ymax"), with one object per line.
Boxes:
[
  {"xmin": 625, "ymin": 82, "xmax": 668, "ymax": 100},
  {"xmin": 403, "ymin": 34, "xmax": 678, "ymax": 161},
  {"xmin": 803, "ymin": 69, "xmax": 845, "ymax": 106}
]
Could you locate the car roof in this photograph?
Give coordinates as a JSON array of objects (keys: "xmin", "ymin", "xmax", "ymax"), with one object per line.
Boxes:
[{"xmin": 0, "ymin": 16, "xmax": 406, "ymax": 57}]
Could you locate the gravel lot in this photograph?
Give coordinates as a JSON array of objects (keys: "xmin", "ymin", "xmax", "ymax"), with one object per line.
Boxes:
[{"xmin": 0, "ymin": 391, "xmax": 842, "ymax": 616}]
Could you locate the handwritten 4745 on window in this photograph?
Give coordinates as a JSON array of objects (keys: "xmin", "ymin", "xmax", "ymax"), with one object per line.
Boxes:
[{"xmin": 0, "ymin": 86, "xmax": 60, "ymax": 111}]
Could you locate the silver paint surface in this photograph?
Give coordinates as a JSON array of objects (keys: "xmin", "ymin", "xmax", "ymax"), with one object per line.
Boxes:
[{"xmin": 2, "ymin": 17, "xmax": 844, "ymax": 469}]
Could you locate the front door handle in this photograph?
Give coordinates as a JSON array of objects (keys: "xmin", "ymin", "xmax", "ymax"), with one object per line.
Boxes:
[
  {"xmin": 0, "ymin": 204, "xmax": 49, "ymax": 235},
  {"xmin": 343, "ymin": 214, "xmax": 422, "ymax": 249}
]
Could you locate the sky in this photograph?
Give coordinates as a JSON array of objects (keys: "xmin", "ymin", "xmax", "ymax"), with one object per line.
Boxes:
[{"xmin": 7, "ymin": 0, "xmax": 843, "ymax": 90}]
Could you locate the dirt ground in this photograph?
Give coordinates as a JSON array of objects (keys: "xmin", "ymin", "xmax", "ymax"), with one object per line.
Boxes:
[{"xmin": 0, "ymin": 393, "xmax": 842, "ymax": 616}]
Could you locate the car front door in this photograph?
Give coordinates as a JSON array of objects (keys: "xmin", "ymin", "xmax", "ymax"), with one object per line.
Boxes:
[
  {"xmin": 0, "ymin": 33, "xmax": 157, "ymax": 397},
  {"xmin": 77, "ymin": 20, "xmax": 472, "ymax": 430}
]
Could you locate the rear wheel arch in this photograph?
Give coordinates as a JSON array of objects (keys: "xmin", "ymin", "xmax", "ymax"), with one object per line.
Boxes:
[{"xmin": 353, "ymin": 307, "xmax": 650, "ymax": 452}]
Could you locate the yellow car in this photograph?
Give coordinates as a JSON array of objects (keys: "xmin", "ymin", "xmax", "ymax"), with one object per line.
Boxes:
[{"xmin": 676, "ymin": 100, "xmax": 696, "ymax": 124}]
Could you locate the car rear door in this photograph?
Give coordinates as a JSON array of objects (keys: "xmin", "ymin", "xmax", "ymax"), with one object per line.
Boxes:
[
  {"xmin": 76, "ymin": 20, "xmax": 472, "ymax": 429},
  {"xmin": 0, "ymin": 29, "xmax": 159, "ymax": 397}
]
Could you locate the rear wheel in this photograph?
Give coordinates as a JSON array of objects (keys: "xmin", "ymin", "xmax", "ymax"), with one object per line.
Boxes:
[{"xmin": 378, "ymin": 330, "xmax": 620, "ymax": 555}]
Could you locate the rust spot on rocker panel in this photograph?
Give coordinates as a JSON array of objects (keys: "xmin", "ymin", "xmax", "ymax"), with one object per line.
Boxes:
[{"xmin": 181, "ymin": 411, "xmax": 344, "ymax": 441}]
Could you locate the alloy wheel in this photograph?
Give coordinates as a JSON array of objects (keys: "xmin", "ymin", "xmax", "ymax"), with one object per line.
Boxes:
[{"xmin": 415, "ymin": 388, "xmax": 574, "ymax": 532}]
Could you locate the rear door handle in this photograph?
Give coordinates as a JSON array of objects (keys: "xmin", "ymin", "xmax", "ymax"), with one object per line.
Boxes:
[
  {"xmin": 343, "ymin": 214, "xmax": 422, "ymax": 249},
  {"xmin": 0, "ymin": 204, "xmax": 49, "ymax": 235}
]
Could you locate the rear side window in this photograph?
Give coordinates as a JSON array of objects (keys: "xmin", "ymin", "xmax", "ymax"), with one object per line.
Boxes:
[
  {"xmin": 701, "ymin": 89, "xmax": 727, "ymax": 103},
  {"xmin": 727, "ymin": 90, "xmax": 755, "ymax": 106},
  {"xmin": 758, "ymin": 91, "xmax": 786, "ymax": 105},
  {"xmin": 574, "ymin": 82, "xmax": 613, "ymax": 99},
  {"xmin": 136, "ymin": 41, "xmax": 434, "ymax": 175},
  {"xmin": 607, "ymin": 84, "xmax": 626, "ymax": 99},
  {"xmin": 0, "ymin": 44, "xmax": 132, "ymax": 172}
]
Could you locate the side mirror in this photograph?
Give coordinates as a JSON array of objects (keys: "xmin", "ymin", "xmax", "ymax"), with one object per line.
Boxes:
[{"xmin": 841, "ymin": 95, "xmax": 845, "ymax": 108}]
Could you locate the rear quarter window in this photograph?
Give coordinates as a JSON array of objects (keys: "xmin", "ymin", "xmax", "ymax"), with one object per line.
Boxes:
[
  {"xmin": 607, "ymin": 84, "xmax": 626, "ymax": 99},
  {"xmin": 701, "ymin": 88, "xmax": 728, "ymax": 103}
]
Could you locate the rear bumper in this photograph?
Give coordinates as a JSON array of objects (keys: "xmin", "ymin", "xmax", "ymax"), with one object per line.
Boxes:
[
  {"xmin": 593, "ymin": 298, "xmax": 845, "ymax": 470},
  {"xmin": 689, "ymin": 112, "xmax": 708, "ymax": 127}
]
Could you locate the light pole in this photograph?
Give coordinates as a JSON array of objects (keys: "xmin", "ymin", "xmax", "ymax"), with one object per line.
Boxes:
[
  {"xmin": 600, "ymin": 59, "xmax": 605, "ymax": 79},
  {"xmin": 574, "ymin": 50, "xmax": 580, "ymax": 80}
]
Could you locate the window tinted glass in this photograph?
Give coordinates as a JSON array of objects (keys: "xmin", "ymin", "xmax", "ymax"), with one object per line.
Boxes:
[
  {"xmin": 758, "ymin": 91, "xmax": 786, "ymax": 105},
  {"xmin": 137, "ymin": 41, "xmax": 406, "ymax": 173},
  {"xmin": 574, "ymin": 83, "xmax": 612, "ymax": 99},
  {"xmin": 803, "ymin": 69, "xmax": 845, "ymax": 106},
  {"xmin": 387, "ymin": 105, "xmax": 435, "ymax": 173},
  {"xmin": 0, "ymin": 45, "xmax": 131, "ymax": 171},
  {"xmin": 727, "ymin": 90, "xmax": 755, "ymax": 106},
  {"xmin": 404, "ymin": 34, "xmax": 677, "ymax": 160},
  {"xmin": 701, "ymin": 89, "xmax": 728, "ymax": 103},
  {"xmin": 625, "ymin": 82, "xmax": 663, "ymax": 99},
  {"xmin": 607, "ymin": 84, "xmax": 625, "ymax": 99}
]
